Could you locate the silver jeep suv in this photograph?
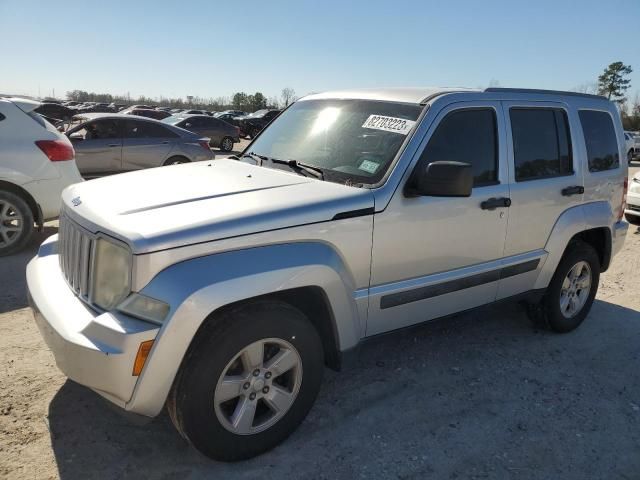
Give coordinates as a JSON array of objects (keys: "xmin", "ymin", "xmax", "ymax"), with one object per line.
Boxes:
[{"xmin": 27, "ymin": 87, "xmax": 628, "ymax": 460}]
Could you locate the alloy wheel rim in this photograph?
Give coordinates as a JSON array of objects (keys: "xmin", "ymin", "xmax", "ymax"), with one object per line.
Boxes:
[
  {"xmin": 222, "ymin": 138, "xmax": 232, "ymax": 151},
  {"xmin": 560, "ymin": 260, "xmax": 591, "ymax": 318},
  {"xmin": 213, "ymin": 338, "xmax": 302, "ymax": 435},
  {"xmin": 0, "ymin": 200, "xmax": 24, "ymax": 248}
]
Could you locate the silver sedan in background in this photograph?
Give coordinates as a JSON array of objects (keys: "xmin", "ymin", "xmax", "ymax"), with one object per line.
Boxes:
[{"xmin": 66, "ymin": 113, "xmax": 214, "ymax": 177}]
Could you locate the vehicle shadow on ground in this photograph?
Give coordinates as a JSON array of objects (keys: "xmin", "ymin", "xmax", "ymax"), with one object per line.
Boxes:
[
  {"xmin": 47, "ymin": 299, "xmax": 640, "ymax": 479},
  {"xmin": 0, "ymin": 226, "xmax": 57, "ymax": 314}
]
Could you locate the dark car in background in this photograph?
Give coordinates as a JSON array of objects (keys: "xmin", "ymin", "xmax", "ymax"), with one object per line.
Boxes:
[
  {"xmin": 163, "ymin": 114, "xmax": 239, "ymax": 152},
  {"xmin": 65, "ymin": 113, "xmax": 214, "ymax": 176},
  {"xmin": 238, "ymin": 109, "xmax": 281, "ymax": 138},
  {"xmin": 128, "ymin": 108, "xmax": 172, "ymax": 120},
  {"xmin": 34, "ymin": 103, "xmax": 76, "ymax": 121}
]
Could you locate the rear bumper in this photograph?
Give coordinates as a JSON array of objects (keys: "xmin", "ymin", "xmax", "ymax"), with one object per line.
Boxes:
[
  {"xmin": 27, "ymin": 234, "xmax": 159, "ymax": 412},
  {"xmin": 611, "ymin": 220, "xmax": 628, "ymax": 259},
  {"xmin": 23, "ymin": 161, "xmax": 83, "ymax": 220}
]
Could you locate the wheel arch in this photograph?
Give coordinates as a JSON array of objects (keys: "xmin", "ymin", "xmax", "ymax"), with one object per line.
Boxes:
[
  {"xmin": 126, "ymin": 242, "xmax": 361, "ymax": 417},
  {"xmin": 535, "ymin": 201, "xmax": 615, "ymax": 289}
]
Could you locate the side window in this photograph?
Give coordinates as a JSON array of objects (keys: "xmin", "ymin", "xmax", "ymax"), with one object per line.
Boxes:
[
  {"xmin": 123, "ymin": 120, "xmax": 178, "ymax": 138},
  {"xmin": 418, "ymin": 108, "xmax": 498, "ymax": 186},
  {"xmin": 579, "ymin": 110, "xmax": 619, "ymax": 172},
  {"xmin": 510, "ymin": 108, "xmax": 573, "ymax": 182},
  {"xmin": 84, "ymin": 120, "xmax": 119, "ymax": 140}
]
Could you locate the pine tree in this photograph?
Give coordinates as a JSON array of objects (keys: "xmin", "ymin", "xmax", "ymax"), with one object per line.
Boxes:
[{"xmin": 597, "ymin": 62, "xmax": 633, "ymax": 103}]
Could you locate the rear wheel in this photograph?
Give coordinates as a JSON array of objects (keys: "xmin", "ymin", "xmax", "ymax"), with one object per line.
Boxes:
[
  {"xmin": 220, "ymin": 136, "xmax": 234, "ymax": 152},
  {"xmin": 628, "ymin": 150, "xmax": 634, "ymax": 164},
  {"xmin": 526, "ymin": 240, "xmax": 599, "ymax": 333},
  {"xmin": 0, "ymin": 190, "xmax": 34, "ymax": 256},
  {"xmin": 168, "ymin": 300, "xmax": 324, "ymax": 461},
  {"xmin": 163, "ymin": 156, "xmax": 190, "ymax": 166}
]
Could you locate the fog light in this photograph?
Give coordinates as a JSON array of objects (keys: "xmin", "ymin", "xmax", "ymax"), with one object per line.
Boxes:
[
  {"xmin": 133, "ymin": 340, "xmax": 154, "ymax": 376},
  {"xmin": 118, "ymin": 293, "xmax": 169, "ymax": 325}
]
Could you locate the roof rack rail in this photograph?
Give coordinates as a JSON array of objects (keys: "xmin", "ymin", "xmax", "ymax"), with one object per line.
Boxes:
[{"xmin": 484, "ymin": 87, "xmax": 606, "ymax": 100}]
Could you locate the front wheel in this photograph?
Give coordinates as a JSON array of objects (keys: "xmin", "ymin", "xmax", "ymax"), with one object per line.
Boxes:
[
  {"xmin": 625, "ymin": 213, "xmax": 640, "ymax": 226},
  {"xmin": 168, "ymin": 301, "xmax": 324, "ymax": 461},
  {"xmin": 629, "ymin": 150, "xmax": 634, "ymax": 164},
  {"xmin": 526, "ymin": 240, "xmax": 600, "ymax": 333}
]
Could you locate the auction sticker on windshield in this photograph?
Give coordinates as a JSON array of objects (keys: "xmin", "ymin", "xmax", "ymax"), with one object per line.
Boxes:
[{"xmin": 362, "ymin": 115, "xmax": 416, "ymax": 135}]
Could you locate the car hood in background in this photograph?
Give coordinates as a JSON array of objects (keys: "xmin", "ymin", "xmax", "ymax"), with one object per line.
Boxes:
[{"xmin": 61, "ymin": 159, "xmax": 374, "ymax": 253}]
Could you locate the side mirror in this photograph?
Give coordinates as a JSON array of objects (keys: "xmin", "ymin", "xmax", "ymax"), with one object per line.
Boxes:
[{"xmin": 406, "ymin": 161, "xmax": 473, "ymax": 197}]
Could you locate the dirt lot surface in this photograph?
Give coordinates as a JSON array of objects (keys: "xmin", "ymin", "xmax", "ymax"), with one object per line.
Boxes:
[{"xmin": 1, "ymin": 165, "xmax": 639, "ymax": 479}]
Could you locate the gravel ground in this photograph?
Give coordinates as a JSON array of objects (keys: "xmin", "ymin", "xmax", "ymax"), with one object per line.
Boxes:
[{"xmin": 1, "ymin": 165, "xmax": 639, "ymax": 480}]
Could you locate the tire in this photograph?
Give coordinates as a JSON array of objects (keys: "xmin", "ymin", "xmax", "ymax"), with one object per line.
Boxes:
[
  {"xmin": 250, "ymin": 127, "xmax": 261, "ymax": 139},
  {"xmin": 625, "ymin": 213, "xmax": 640, "ymax": 226},
  {"xmin": 0, "ymin": 190, "xmax": 34, "ymax": 257},
  {"xmin": 220, "ymin": 136, "xmax": 234, "ymax": 152},
  {"xmin": 163, "ymin": 156, "xmax": 190, "ymax": 166},
  {"xmin": 168, "ymin": 300, "xmax": 324, "ymax": 461},
  {"xmin": 526, "ymin": 240, "xmax": 600, "ymax": 333},
  {"xmin": 628, "ymin": 150, "xmax": 634, "ymax": 164}
]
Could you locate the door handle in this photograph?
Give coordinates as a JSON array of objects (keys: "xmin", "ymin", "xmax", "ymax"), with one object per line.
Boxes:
[
  {"xmin": 561, "ymin": 185, "xmax": 584, "ymax": 196},
  {"xmin": 107, "ymin": 143, "xmax": 119, "ymax": 147},
  {"xmin": 480, "ymin": 197, "xmax": 511, "ymax": 210}
]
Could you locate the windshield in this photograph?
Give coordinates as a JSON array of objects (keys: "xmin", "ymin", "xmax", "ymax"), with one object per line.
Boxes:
[
  {"xmin": 247, "ymin": 99, "xmax": 422, "ymax": 185},
  {"xmin": 162, "ymin": 115, "xmax": 185, "ymax": 125}
]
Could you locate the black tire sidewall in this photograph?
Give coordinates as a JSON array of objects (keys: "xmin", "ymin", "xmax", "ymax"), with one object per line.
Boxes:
[
  {"xmin": 175, "ymin": 301, "xmax": 324, "ymax": 461},
  {"xmin": 0, "ymin": 191, "xmax": 34, "ymax": 256},
  {"xmin": 625, "ymin": 213, "xmax": 640, "ymax": 226},
  {"xmin": 543, "ymin": 242, "xmax": 600, "ymax": 333}
]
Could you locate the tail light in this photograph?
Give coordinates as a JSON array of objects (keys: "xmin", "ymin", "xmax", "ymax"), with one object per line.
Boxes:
[
  {"xmin": 619, "ymin": 177, "xmax": 628, "ymax": 221},
  {"xmin": 35, "ymin": 140, "xmax": 74, "ymax": 162},
  {"xmin": 198, "ymin": 140, "xmax": 210, "ymax": 151}
]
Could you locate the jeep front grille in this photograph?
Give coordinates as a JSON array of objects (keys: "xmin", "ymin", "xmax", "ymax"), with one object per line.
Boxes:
[{"xmin": 58, "ymin": 213, "xmax": 94, "ymax": 300}]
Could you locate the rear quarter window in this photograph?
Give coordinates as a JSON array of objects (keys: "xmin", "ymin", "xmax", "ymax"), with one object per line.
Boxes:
[{"xmin": 579, "ymin": 110, "xmax": 619, "ymax": 172}]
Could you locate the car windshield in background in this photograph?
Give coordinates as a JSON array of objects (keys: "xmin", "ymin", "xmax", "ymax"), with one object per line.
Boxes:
[
  {"xmin": 247, "ymin": 99, "xmax": 422, "ymax": 185},
  {"xmin": 162, "ymin": 116, "xmax": 185, "ymax": 125}
]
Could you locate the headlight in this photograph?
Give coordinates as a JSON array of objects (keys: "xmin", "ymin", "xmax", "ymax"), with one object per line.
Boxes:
[{"xmin": 92, "ymin": 237, "xmax": 131, "ymax": 310}]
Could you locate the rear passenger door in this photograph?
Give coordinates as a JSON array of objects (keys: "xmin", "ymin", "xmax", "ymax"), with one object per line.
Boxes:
[
  {"xmin": 499, "ymin": 102, "xmax": 583, "ymax": 299},
  {"xmin": 121, "ymin": 120, "xmax": 178, "ymax": 170}
]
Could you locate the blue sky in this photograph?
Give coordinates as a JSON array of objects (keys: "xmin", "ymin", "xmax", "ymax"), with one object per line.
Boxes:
[{"xmin": 1, "ymin": 0, "xmax": 639, "ymax": 102}]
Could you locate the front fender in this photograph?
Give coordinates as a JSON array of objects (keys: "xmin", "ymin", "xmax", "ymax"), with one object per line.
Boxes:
[{"xmin": 126, "ymin": 242, "xmax": 361, "ymax": 417}]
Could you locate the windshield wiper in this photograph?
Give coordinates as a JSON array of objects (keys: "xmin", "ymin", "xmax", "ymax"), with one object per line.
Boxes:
[
  {"xmin": 269, "ymin": 158, "xmax": 325, "ymax": 180},
  {"xmin": 241, "ymin": 151, "xmax": 268, "ymax": 165}
]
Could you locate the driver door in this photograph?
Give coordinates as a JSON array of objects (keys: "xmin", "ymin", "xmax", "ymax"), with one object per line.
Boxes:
[{"xmin": 367, "ymin": 101, "xmax": 510, "ymax": 335}]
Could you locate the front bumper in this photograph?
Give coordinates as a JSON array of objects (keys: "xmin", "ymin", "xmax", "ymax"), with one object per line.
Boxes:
[{"xmin": 27, "ymin": 234, "xmax": 159, "ymax": 412}]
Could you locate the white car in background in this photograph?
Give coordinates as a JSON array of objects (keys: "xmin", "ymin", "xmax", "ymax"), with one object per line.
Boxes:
[
  {"xmin": 625, "ymin": 170, "xmax": 640, "ymax": 226},
  {"xmin": 0, "ymin": 97, "xmax": 83, "ymax": 255},
  {"xmin": 624, "ymin": 131, "xmax": 637, "ymax": 163}
]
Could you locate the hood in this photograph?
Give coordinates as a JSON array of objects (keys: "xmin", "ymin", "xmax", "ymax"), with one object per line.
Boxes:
[{"xmin": 61, "ymin": 159, "xmax": 374, "ymax": 253}]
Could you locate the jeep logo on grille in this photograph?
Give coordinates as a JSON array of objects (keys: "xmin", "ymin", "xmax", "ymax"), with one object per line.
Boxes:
[{"xmin": 71, "ymin": 196, "xmax": 82, "ymax": 207}]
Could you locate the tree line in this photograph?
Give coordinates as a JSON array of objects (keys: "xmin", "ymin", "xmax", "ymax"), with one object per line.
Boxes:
[
  {"xmin": 64, "ymin": 87, "xmax": 298, "ymax": 113},
  {"xmin": 576, "ymin": 61, "xmax": 638, "ymax": 130}
]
